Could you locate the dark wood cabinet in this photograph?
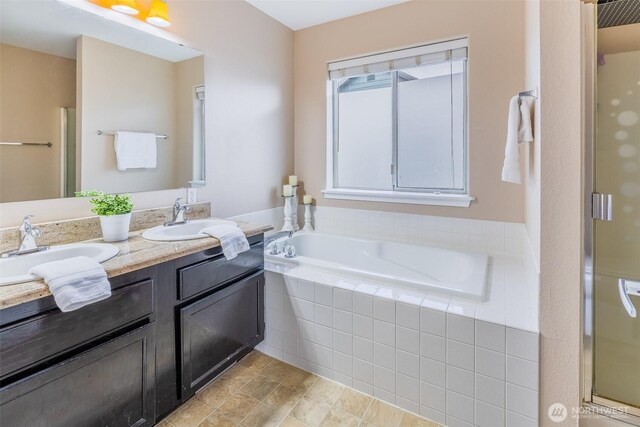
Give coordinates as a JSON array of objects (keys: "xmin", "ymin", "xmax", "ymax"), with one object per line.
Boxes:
[
  {"xmin": 180, "ymin": 271, "xmax": 265, "ymax": 397},
  {"xmin": 0, "ymin": 233, "xmax": 265, "ymax": 426},
  {"xmin": 0, "ymin": 323, "xmax": 155, "ymax": 427}
]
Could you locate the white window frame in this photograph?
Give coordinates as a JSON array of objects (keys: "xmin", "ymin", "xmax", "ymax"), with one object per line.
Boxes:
[{"xmin": 323, "ymin": 38, "xmax": 474, "ymax": 208}]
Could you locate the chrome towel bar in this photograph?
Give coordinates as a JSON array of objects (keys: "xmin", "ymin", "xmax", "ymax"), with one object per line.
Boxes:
[
  {"xmin": 97, "ymin": 130, "xmax": 168, "ymax": 140},
  {"xmin": 0, "ymin": 141, "xmax": 52, "ymax": 147}
]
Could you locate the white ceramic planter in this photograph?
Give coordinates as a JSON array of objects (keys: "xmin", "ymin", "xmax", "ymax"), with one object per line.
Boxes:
[{"xmin": 99, "ymin": 213, "xmax": 132, "ymax": 242}]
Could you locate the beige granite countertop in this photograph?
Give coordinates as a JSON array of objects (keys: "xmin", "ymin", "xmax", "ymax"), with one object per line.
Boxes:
[{"xmin": 0, "ymin": 220, "xmax": 273, "ymax": 310}]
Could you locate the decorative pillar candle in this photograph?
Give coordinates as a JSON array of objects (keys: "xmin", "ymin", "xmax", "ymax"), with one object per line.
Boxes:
[
  {"xmin": 303, "ymin": 203, "xmax": 313, "ymax": 231},
  {"xmin": 303, "ymin": 195, "xmax": 313, "ymax": 205},
  {"xmin": 282, "ymin": 184, "xmax": 293, "ymax": 197},
  {"xmin": 291, "ymin": 185, "xmax": 300, "ymax": 231},
  {"xmin": 289, "ymin": 175, "xmax": 298, "ymax": 186},
  {"xmin": 281, "ymin": 195, "xmax": 294, "ymax": 231}
]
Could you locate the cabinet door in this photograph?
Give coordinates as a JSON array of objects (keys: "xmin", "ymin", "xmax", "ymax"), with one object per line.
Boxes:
[
  {"xmin": 0, "ymin": 323, "xmax": 156, "ymax": 427},
  {"xmin": 180, "ymin": 272, "xmax": 264, "ymax": 397}
]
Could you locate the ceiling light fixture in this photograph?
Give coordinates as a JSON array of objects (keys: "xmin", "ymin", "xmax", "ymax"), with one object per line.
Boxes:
[
  {"xmin": 111, "ymin": 0, "xmax": 140, "ymax": 15},
  {"xmin": 146, "ymin": 0, "xmax": 171, "ymax": 27}
]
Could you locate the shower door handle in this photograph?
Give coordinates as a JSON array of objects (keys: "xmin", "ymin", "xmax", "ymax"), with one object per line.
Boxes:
[{"xmin": 618, "ymin": 278, "xmax": 640, "ymax": 318}]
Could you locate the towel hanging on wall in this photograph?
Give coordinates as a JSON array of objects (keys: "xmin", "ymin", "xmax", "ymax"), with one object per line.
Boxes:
[
  {"xmin": 501, "ymin": 96, "xmax": 534, "ymax": 184},
  {"xmin": 113, "ymin": 131, "xmax": 157, "ymax": 171}
]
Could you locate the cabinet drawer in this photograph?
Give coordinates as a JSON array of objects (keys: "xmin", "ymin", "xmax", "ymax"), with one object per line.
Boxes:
[
  {"xmin": 0, "ymin": 323, "xmax": 155, "ymax": 427},
  {"xmin": 180, "ymin": 272, "xmax": 264, "ymax": 396},
  {"xmin": 178, "ymin": 242, "xmax": 263, "ymax": 300},
  {"xmin": 0, "ymin": 278, "xmax": 154, "ymax": 379}
]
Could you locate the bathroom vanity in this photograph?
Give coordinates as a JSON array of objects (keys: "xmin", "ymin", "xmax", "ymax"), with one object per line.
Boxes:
[{"xmin": 0, "ymin": 228, "xmax": 268, "ymax": 427}]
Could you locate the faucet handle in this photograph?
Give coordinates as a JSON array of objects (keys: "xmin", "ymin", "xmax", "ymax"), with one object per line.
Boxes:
[{"xmin": 20, "ymin": 215, "xmax": 34, "ymax": 231}]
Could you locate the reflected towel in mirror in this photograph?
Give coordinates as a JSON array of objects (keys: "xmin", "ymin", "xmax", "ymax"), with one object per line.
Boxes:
[{"xmin": 114, "ymin": 131, "xmax": 157, "ymax": 170}]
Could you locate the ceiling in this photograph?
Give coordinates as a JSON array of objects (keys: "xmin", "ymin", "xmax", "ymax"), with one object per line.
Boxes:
[
  {"xmin": 0, "ymin": 0, "xmax": 200, "ymax": 62},
  {"xmin": 245, "ymin": 0, "xmax": 412, "ymax": 31}
]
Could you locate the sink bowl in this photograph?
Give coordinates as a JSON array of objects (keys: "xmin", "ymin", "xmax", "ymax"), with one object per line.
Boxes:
[
  {"xmin": 0, "ymin": 243, "xmax": 120, "ymax": 287},
  {"xmin": 141, "ymin": 219, "xmax": 238, "ymax": 242}
]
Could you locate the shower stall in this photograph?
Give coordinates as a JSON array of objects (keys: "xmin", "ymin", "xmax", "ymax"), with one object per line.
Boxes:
[{"xmin": 584, "ymin": 0, "xmax": 640, "ymax": 423}]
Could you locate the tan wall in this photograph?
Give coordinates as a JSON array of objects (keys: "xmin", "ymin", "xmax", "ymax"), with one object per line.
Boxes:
[
  {"xmin": 78, "ymin": 35, "xmax": 178, "ymax": 193},
  {"xmin": 0, "ymin": 0, "xmax": 293, "ymax": 226},
  {"xmin": 598, "ymin": 23, "xmax": 640, "ymax": 55},
  {"xmin": 293, "ymin": 0, "xmax": 526, "ymax": 222},
  {"xmin": 0, "ymin": 44, "xmax": 76, "ymax": 202},
  {"xmin": 538, "ymin": 0, "xmax": 583, "ymax": 425},
  {"xmin": 524, "ymin": 0, "xmax": 542, "ymax": 272},
  {"xmin": 175, "ymin": 56, "xmax": 205, "ymax": 186}
]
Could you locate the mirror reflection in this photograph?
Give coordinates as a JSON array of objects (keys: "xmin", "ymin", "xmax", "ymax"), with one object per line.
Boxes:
[{"xmin": 0, "ymin": 0, "xmax": 205, "ymax": 203}]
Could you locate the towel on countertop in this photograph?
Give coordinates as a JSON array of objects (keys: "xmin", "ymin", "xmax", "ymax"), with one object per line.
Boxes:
[
  {"xmin": 200, "ymin": 224, "xmax": 250, "ymax": 260},
  {"xmin": 501, "ymin": 96, "xmax": 534, "ymax": 184},
  {"xmin": 114, "ymin": 131, "xmax": 157, "ymax": 171},
  {"xmin": 29, "ymin": 256, "xmax": 111, "ymax": 312}
]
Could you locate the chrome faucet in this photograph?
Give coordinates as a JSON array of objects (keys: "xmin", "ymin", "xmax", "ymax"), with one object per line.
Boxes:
[
  {"xmin": 164, "ymin": 198, "xmax": 192, "ymax": 226},
  {"xmin": 265, "ymin": 230, "xmax": 294, "ymax": 255},
  {"xmin": 2, "ymin": 215, "xmax": 49, "ymax": 257}
]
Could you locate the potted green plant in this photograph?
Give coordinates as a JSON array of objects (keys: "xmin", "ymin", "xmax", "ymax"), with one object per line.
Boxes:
[{"xmin": 76, "ymin": 191, "xmax": 134, "ymax": 242}]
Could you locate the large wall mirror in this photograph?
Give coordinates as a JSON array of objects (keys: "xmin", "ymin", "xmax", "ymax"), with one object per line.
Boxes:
[{"xmin": 0, "ymin": 0, "xmax": 205, "ymax": 203}]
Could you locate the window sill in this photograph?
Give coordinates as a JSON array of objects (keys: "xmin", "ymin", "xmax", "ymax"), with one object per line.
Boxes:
[{"xmin": 322, "ymin": 188, "xmax": 474, "ymax": 207}]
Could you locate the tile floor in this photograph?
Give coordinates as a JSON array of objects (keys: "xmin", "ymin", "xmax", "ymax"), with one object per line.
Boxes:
[{"xmin": 159, "ymin": 350, "xmax": 442, "ymax": 427}]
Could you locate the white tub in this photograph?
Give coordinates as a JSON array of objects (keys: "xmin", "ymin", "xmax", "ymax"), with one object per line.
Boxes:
[{"xmin": 265, "ymin": 232, "xmax": 489, "ymax": 301}]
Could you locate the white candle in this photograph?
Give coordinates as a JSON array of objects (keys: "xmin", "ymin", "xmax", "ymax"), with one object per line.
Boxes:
[
  {"xmin": 289, "ymin": 175, "xmax": 298, "ymax": 186},
  {"xmin": 303, "ymin": 195, "xmax": 313, "ymax": 204},
  {"xmin": 283, "ymin": 184, "xmax": 293, "ymax": 197}
]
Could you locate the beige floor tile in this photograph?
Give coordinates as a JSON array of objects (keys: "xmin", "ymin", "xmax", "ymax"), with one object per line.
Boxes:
[
  {"xmin": 399, "ymin": 412, "xmax": 442, "ymax": 427},
  {"xmin": 280, "ymin": 367, "xmax": 319, "ymax": 392},
  {"xmin": 241, "ymin": 402, "xmax": 288, "ymax": 427},
  {"xmin": 319, "ymin": 408, "xmax": 361, "ymax": 427},
  {"xmin": 305, "ymin": 377, "xmax": 346, "ymax": 406},
  {"xmin": 198, "ymin": 411, "xmax": 237, "ymax": 427},
  {"xmin": 362, "ymin": 399, "xmax": 404, "ymax": 427},
  {"xmin": 261, "ymin": 359, "xmax": 296, "ymax": 382},
  {"xmin": 155, "ymin": 421, "xmax": 173, "ymax": 427},
  {"xmin": 263, "ymin": 384, "xmax": 306, "ymax": 412},
  {"xmin": 279, "ymin": 416, "xmax": 307, "ymax": 427},
  {"xmin": 241, "ymin": 374, "xmax": 280, "ymax": 401},
  {"xmin": 333, "ymin": 388, "xmax": 373, "ymax": 419},
  {"xmin": 291, "ymin": 396, "xmax": 332, "ymax": 427},
  {"xmin": 197, "ymin": 377, "xmax": 237, "ymax": 408},
  {"xmin": 220, "ymin": 364, "xmax": 262, "ymax": 390},
  {"xmin": 239, "ymin": 351, "xmax": 274, "ymax": 371},
  {"xmin": 217, "ymin": 392, "xmax": 261, "ymax": 424},
  {"xmin": 165, "ymin": 398, "xmax": 214, "ymax": 427}
]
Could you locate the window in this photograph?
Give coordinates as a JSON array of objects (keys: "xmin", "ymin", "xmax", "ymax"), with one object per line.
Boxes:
[{"xmin": 324, "ymin": 38, "xmax": 473, "ymax": 207}]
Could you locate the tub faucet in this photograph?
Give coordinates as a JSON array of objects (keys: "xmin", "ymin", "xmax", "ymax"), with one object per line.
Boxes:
[
  {"xmin": 2, "ymin": 215, "xmax": 49, "ymax": 257},
  {"xmin": 164, "ymin": 198, "xmax": 192, "ymax": 226},
  {"xmin": 265, "ymin": 230, "xmax": 294, "ymax": 255}
]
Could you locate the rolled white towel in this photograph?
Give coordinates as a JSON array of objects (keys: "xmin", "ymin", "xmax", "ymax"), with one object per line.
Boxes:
[
  {"xmin": 200, "ymin": 224, "xmax": 250, "ymax": 260},
  {"xmin": 29, "ymin": 256, "xmax": 111, "ymax": 312}
]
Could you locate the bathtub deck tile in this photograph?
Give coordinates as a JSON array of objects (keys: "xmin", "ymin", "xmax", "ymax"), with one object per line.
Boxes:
[{"xmin": 420, "ymin": 294, "xmax": 451, "ymax": 312}]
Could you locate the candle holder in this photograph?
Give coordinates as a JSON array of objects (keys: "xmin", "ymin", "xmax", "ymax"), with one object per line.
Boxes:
[
  {"xmin": 302, "ymin": 202, "xmax": 314, "ymax": 231},
  {"xmin": 291, "ymin": 185, "xmax": 300, "ymax": 231},
  {"xmin": 281, "ymin": 195, "xmax": 294, "ymax": 232}
]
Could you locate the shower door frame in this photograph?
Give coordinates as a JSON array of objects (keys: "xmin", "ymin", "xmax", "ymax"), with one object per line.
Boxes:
[{"xmin": 582, "ymin": 1, "xmax": 640, "ymax": 423}]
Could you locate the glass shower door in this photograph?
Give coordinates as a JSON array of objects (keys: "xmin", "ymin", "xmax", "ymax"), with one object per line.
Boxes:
[{"xmin": 592, "ymin": 43, "xmax": 640, "ymax": 413}]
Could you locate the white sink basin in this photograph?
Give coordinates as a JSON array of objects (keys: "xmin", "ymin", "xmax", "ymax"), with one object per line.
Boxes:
[
  {"xmin": 142, "ymin": 219, "xmax": 238, "ymax": 242},
  {"xmin": 0, "ymin": 243, "xmax": 120, "ymax": 287}
]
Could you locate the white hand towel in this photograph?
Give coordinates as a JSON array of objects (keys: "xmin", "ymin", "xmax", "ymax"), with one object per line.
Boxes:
[
  {"xmin": 114, "ymin": 131, "xmax": 157, "ymax": 171},
  {"xmin": 200, "ymin": 224, "xmax": 250, "ymax": 260},
  {"xmin": 29, "ymin": 256, "xmax": 111, "ymax": 312},
  {"xmin": 501, "ymin": 96, "xmax": 534, "ymax": 184}
]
